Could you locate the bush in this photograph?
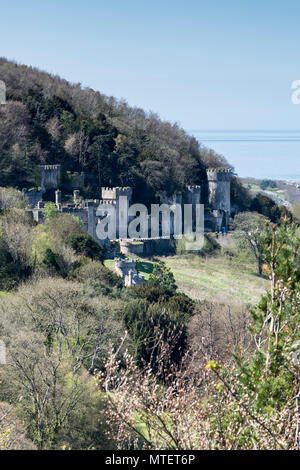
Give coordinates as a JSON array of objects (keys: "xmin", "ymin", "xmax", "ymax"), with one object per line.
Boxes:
[
  {"xmin": 0, "ymin": 239, "xmax": 28, "ymax": 290},
  {"xmin": 67, "ymin": 233, "xmax": 106, "ymax": 262},
  {"xmin": 42, "ymin": 247, "xmax": 60, "ymax": 273},
  {"xmin": 134, "ymin": 283, "xmax": 172, "ymax": 303},
  {"xmin": 47, "ymin": 213, "xmax": 84, "ymax": 245},
  {"xmin": 148, "ymin": 261, "xmax": 177, "ymax": 293},
  {"xmin": 134, "ymin": 284, "xmax": 194, "ymax": 317},
  {"xmin": 0, "ymin": 187, "xmax": 27, "ymax": 212},
  {"xmin": 260, "ymin": 179, "xmax": 277, "ymax": 190},
  {"xmin": 166, "ymin": 293, "xmax": 194, "ymax": 316},
  {"xmin": 42, "ymin": 202, "xmax": 59, "ymax": 221},
  {"xmin": 71, "ymin": 260, "xmax": 123, "ymax": 291},
  {"xmin": 123, "ymin": 298, "xmax": 187, "ymax": 368}
]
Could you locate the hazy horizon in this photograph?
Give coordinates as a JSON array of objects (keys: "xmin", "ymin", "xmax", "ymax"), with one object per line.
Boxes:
[{"xmin": 190, "ymin": 129, "xmax": 300, "ymax": 180}]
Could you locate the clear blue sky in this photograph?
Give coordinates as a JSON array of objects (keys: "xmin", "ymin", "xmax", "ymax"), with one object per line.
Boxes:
[{"xmin": 1, "ymin": 0, "xmax": 300, "ymax": 178}]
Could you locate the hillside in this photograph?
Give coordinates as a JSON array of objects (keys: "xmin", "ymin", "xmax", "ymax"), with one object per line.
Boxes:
[
  {"xmin": 0, "ymin": 58, "xmax": 250, "ymax": 207},
  {"xmin": 106, "ymin": 251, "xmax": 268, "ymax": 306},
  {"xmin": 242, "ymin": 177, "xmax": 300, "ymax": 205}
]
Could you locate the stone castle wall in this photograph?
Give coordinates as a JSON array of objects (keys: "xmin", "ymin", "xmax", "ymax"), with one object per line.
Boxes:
[
  {"xmin": 23, "ymin": 189, "xmax": 43, "ymax": 208},
  {"xmin": 29, "ymin": 164, "xmax": 233, "ymax": 259},
  {"xmin": 40, "ymin": 165, "xmax": 61, "ymax": 193},
  {"xmin": 119, "ymin": 238, "xmax": 176, "ymax": 256}
]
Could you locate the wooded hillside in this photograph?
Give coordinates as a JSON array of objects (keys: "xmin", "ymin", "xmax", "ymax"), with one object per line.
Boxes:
[{"xmin": 0, "ymin": 57, "xmax": 248, "ymax": 206}]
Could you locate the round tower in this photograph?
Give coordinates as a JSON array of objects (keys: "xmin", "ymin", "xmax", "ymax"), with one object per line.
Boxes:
[{"xmin": 206, "ymin": 169, "xmax": 232, "ymax": 213}]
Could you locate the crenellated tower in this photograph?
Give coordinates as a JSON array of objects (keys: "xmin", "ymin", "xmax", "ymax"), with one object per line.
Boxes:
[
  {"xmin": 99, "ymin": 187, "xmax": 133, "ymax": 239},
  {"xmin": 206, "ymin": 169, "xmax": 232, "ymax": 230},
  {"xmin": 101, "ymin": 187, "xmax": 133, "ymax": 204},
  {"xmin": 40, "ymin": 165, "xmax": 61, "ymax": 193},
  {"xmin": 206, "ymin": 169, "xmax": 232, "ymax": 213}
]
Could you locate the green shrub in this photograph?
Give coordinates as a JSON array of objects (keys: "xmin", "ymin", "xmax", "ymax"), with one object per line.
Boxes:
[
  {"xmin": 42, "ymin": 247, "xmax": 61, "ymax": 273},
  {"xmin": 123, "ymin": 298, "xmax": 187, "ymax": 368},
  {"xmin": 148, "ymin": 261, "xmax": 177, "ymax": 293},
  {"xmin": 165, "ymin": 293, "xmax": 194, "ymax": 316},
  {"xmin": 0, "ymin": 238, "xmax": 32, "ymax": 290},
  {"xmin": 67, "ymin": 233, "xmax": 105, "ymax": 262},
  {"xmin": 134, "ymin": 283, "xmax": 172, "ymax": 303},
  {"xmin": 71, "ymin": 260, "xmax": 123, "ymax": 291},
  {"xmin": 42, "ymin": 202, "xmax": 59, "ymax": 221}
]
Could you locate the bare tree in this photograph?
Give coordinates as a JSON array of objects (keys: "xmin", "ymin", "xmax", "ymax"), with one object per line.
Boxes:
[{"xmin": 233, "ymin": 212, "xmax": 269, "ymax": 274}]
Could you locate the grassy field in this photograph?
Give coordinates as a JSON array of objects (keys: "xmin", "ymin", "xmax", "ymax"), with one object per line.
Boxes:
[
  {"xmin": 160, "ymin": 255, "xmax": 268, "ymax": 306},
  {"xmin": 105, "ymin": 252, "xmax": 268, "ymax": 307}
]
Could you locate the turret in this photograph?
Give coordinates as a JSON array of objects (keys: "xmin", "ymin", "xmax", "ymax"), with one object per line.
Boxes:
[
  {"xmin": 101, "ymin": 187, "xmax": 133, "ymax": 204},
  {"xmin": 99, "ymin": 187, "xmax": 133, "ymax": 239},
  {"xmin": 206, "ymin": 168, "xmax": 232, "ymax": 213}
]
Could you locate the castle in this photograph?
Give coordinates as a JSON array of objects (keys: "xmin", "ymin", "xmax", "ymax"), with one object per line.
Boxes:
[{"xmin": 25, "ymin": 165, "xmax": 232, "ymax": 257}]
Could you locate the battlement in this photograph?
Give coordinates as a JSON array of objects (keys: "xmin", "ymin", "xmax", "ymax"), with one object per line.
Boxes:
[
  {"xmin": 40, "ymin": 165, "xmax": 61, "ymax": 170},
  {"xmin": 101, "ymin": 186, "xmax": 133, "ymax": 201},
  {"xmin": 115, "ymin": 258, "xmax": 136, "ymax": 270},
  {"xmin": 206, "ymin": 168, "xmax": 232, "ymax": 182},
  {"xmin": 207, "ymin": 167, "xmax": 231, "ymax": 172},
  {"xmin": 98, "ymin": 199, "xmax": 117, "ymax": 205},
  {"xmin": 61, "ymin": 206, "xmax": 86, "ymax": 215}
]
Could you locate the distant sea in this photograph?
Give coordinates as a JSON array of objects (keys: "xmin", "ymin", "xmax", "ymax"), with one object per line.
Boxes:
[{"xmin": 189, "ymin": 130, "xmax": 300, "ymax": 180}]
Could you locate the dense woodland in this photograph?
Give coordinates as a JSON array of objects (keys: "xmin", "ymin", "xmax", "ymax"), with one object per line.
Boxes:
[{"xmin": 0, "ymin": 59, "xmax": 299, "ymax": 450}]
